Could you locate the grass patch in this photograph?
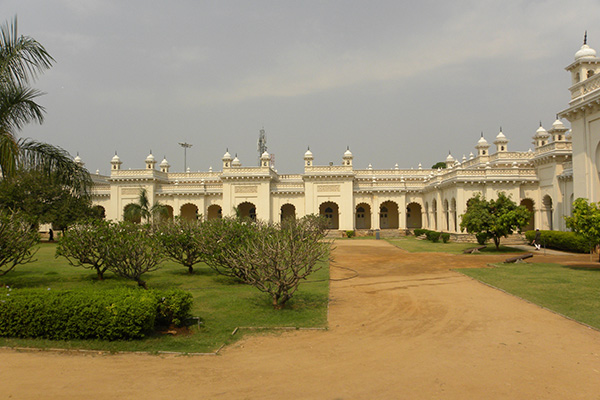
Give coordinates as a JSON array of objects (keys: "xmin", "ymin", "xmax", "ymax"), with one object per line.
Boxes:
[
  {"xmin": 0, "ymin": 244, "xmax": 329, "ymax": 353},
  {"xmin": 458, "ymin": 262, "xmax": 600, "ymax": 330},
  {"xmin": 386, "ymin": 236, "xmax": 523, "ymax": 254}
]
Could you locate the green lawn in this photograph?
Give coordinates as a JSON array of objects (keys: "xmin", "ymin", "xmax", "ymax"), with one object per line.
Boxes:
[
  {"xmin": 0, "ymin": 243, "xmax": 329, "ymax": 353},
  {"xmin": 386, "ymin": 236, "xmax": 524, "ymax": 254},
  {"xmin": 458, "ymin": 262, "xmax": 600, "ymax": 330}
]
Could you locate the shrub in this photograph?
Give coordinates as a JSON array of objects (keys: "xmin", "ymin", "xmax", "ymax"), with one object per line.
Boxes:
[
  {"xmin": 524, "ymin": 230, "xmax": 589, "ymax": 253},
  {"xmin": 345, "ymin": 230, "xmax": 355, "ymax": 238},
  {"xmin": 414, "ymin": 228, "xmax": 428, "ymax": 237},
  {"xmin": 0, "ymin": 287, "xmax": 194, "ymax": 340},
  {"xmin": 0, "ymin": 287, "xmax": 157, "ymax": 340},
  {"xmin": 154, "ymin": 289, "xmax": 193, "ymax": 327},
  {"xmin": 441, "ymin": 233, "xmax": 450, "ymax": 243},
  {"xmin": 426, "ymin": 231, "xmax": 441, "ymax": 243}
]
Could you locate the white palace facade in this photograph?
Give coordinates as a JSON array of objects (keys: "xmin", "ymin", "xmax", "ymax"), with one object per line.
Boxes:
[{"xmin": 87, "ymin": 40, "xmax": 600, "ymax": 235}]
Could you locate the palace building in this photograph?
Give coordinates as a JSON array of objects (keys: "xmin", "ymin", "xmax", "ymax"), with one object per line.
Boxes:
[{"xmin": 86, "ymin": 39, "xmax": 600, "ymax": 235}]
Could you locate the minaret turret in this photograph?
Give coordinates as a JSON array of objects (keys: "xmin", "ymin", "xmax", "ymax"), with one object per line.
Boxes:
[
  {"xmin": 160, "ymin": 156, "xmax": 170, "ymax": 173},
  {"xmin": 567, "ymin": 32, "xmax": 600, "ymax": 86},
  {"xmin": 343, "ymin": 147, "xmax": 353, "ymax": 166},
  {"xmin": 548, "ymin": 117, "xmax": 569, "ymax": 142},
  {"xmin": 475, "ymin": 132, "xmax": 490, "ymax": 156},
  {"xmin": 222, "ymin": 149, "xmax": 232, "ymax": 169},
  {"xmin": 494, "ymin": 128, "xmax": 509, "ymax": 153},
  {"xmin": 304, "ymin": 147, "xmax": 313, "ymax": 167},
  {"xmin": 260, "ymin": 151, "xmax": 270, "ymax": 168},
  {"xmin": 111, "ymin": 152, "xmax": 122, "ymax": 171},
  {"xmin": 532, "ymin": 123, "xmax": 550, "ymax": 148},
  {"xmin": 145, "ymin": 151, "xmax": 156, "ymax": 170}
]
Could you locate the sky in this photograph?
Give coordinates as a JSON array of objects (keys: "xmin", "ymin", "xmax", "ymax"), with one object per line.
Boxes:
[{"xmin": 1, "ymin": 0, "xmax": 598, "ymax": 175}]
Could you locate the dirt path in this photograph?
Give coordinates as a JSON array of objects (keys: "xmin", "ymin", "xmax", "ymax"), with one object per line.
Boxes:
[{"xmin": 2, "ymin": 241, "xmax": 600, "ymax": 399}]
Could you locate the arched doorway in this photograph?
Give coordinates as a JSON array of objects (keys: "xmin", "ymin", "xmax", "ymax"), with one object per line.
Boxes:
[
  {"xmin": 380, "ymin": 201, "xmax": 399, "ymax": 229},
  {"xmin": 207, "ymin": 204, "xmax": 222, "ymax": 220},
  {"xmin": 180, "ymin": 203, "xmax": 198, "ymax": 221},
  {"xmin": 406, "ymin": 202, "xmax": 422, "ymax": 229},
  {"xmin": 281, "ymin": 203, "xmax": 296, "ymax": 221},
  {"xmin": 542, "ymin": 195, "xmax": 553, "ymax": 230},
  {"xmin": 520, "ymin": 199, "xmax": 535, "ymax": 231},
  {"xmin": 238, "ymin": 202, "xmax": 257, "ymax": 221},
  {"xmin": 319, "ymin": 202, "xmax": 339, "ymax": 229},
  {"xmin": 355, "ymin": 203, "xmax": 371, "ymax": 229}
]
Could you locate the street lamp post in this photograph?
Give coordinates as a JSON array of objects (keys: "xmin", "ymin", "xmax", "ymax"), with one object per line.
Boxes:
[{"xmin": 179, "ymin": 142, "xmax": 192, "ymax": 172}]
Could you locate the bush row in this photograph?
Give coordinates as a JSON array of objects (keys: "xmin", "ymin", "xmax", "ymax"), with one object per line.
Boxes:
[
  {"xmin": 524, "ymin": 230, "xmax": 590, "ymax": 253},
  {"xmin": 0, "ymin": 287, "xmax": 192, "ymax": 340},
  {"xmin": 413, "ymin": 229, "xmax": 450, "ymax": 243}
]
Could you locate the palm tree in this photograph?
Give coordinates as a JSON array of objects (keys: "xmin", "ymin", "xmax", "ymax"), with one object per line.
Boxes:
[
  {"xmin": 124, "ymin": 188, "xmax": 169, "ymax": 224},
  {"xmin": 0, "ymin": 17, "xmax": 90, "ymax": 196}
]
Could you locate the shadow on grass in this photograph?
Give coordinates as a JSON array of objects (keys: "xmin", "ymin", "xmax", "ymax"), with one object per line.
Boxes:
[{"xmin": 564, "ymin": 263, "xmax": 600, "ymax": 271}]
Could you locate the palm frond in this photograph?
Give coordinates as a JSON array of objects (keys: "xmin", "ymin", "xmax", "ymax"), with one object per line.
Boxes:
[
  {"xmin": 16, "ymin": 139, "xmax": 92, "ymax": 197},
  {"xmin": 0, "ymin": 16, "xmax": 54, "ymax": 87}
]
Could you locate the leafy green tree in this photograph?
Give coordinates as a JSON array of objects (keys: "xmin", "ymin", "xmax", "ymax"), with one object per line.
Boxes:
[
  {"xmin": 56, "ymin": 219, "xmax": 111, "ymax": 280},
  {"xmin": 565, "ymin": 198, "xmax": 600, "ymax": 261},
  {"xmin": 0, "ymin": 17, "xmax": 91, "ymax": 196},
  {"xmin": 431, "ymin": 161, "xmax": 447, "ymax": 169},
  {"xmin": 460, "ymin": 192, "xmax": 531, "ymax": 250},
  {"xmin": 156, "ymin": 219, "xmax": 206, "ymax": 274},
  {"xmin": 0, "ymin": 169, "xmax": 94, "ymax": 229},
  {"xmin": 123, "ymin": 188, "xmax": 168, "ymax": 224},
  {"xmin": 0, "ymin": 211, "xmax": 39, "ymax": 275},
  {"xmin": 103, "ymin": 222, "xmax": 164, "ymax": 289}
]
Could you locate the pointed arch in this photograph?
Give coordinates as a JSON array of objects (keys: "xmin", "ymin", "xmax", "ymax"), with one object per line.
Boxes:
[
  {"xmin": 406, "ymin": 202, "xmax": 422, "ymax": 229},
  {"xmin": 355, "ymin": 202, "xmax": 371, "ymax": 229},
  {"xmin": 180, "ymin": 203, "xmax": 198, "ymax": 221},
  {"xmin": 281, "ymin": 203, "xmax": 296, "ymax": 221},
  {"xmin": 207, "ymin": 204, "xmax": 222, "ymax": 220},
  {"xmin": 380, "ymin": 200, "xmax": 399, "ymax": 229},
  {"xmin": 319, "ymin": 201, "xmax": 339, "ymax": 229},
  {"xmin": 237, "ymin": 201, "xmax": 257, "ymax": 221},
  {"xmin": 520, "ymin": 198, "xmax": 535, "ymax": 231}
]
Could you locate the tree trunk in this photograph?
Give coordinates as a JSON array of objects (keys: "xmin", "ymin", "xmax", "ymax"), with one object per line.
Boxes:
[
  {"xmin": 493, "ymin": 236, "xmax": 500, "ymax": 250},
  {"xmin": 188, "ymin": 265, "xmax": 194, "ymax": 274},
  {"xmin": 136, "ymin": 278, "xmax": 148, "ymax": 289}
]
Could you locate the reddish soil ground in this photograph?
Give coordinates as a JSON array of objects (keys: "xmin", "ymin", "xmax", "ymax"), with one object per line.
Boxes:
[{"xmin": 2, "ymin": 241, "xmax": 600, "ymax": 399}]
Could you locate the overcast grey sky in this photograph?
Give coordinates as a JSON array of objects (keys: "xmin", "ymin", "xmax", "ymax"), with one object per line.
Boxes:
[{"xmin": 1, "ymin": 0, "xmax": 597, "ymax": 174}]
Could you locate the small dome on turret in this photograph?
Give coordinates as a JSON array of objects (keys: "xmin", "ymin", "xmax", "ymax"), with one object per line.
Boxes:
[
  {"xmin": 145, "ymin": 152, "xmax": 156, "ymax": 163},
  {"xmin": 74, "ymin": 154, "xmax": 82, "ymax": 164},
  {"xmin": 446, "ymin": 152, "xmax": 455, "ymax": 163},
  {"xmin": 232, "ymin": 154, "xmax": 241, "ymax": 167},
  {"xmin": 477, "ymin": 135, "xmax": 488, "ymax": 145},
  {"xmin": 495, "ymin": 129, "xmax": 507, "ymax": 141},
  {"xmin": 111, "ymin": 153, "xmax": 121, "ymax": 163},
  {"xmin": 575, "ymin": 43, "xmax": 597, "ymax": 61},
  {"xmin": 160, "ymin": 157, "xmax": 170, "ymax": 167},
  {"xmin": 222, "ymin": 149, "xmax": 232, "ymax": 160},
  {"xmin": 552, "ymin": 118, "xmax": 566, "ymax": 130},
  {"xmin": 344, "ymin": 148, "xmax": 353, "ymax": 158},
  {"xmin": 536, "ymin": 125, "xmax": 548, "ymax": 136},
  {"xmin": 261, "ymin": 151, "xmax": 270, "ymax": 159},
  {"xmin": 304, "ymin": 147, "xmax": 313, "ymax": 158}
]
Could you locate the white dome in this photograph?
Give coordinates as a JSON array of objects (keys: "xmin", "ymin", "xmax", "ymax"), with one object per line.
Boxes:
[
  {"xmin": 446, "ymin": 153, "xmax": 455, "ymax": 162},
  {"xmin": 222, "ymin": 150, "xmax": 231, "ymax": 160},
  {"xmin": 145, "ymin": 153, "xmax": 155, "ymax": 162},
  {"xmin": 232, "ymin": 155, "xmax": 241, "ymax": 166},
  {"xmin": 344, "ymin": 148, "xmax": 353, "ymax": 157},
  {"xmin": 575, "ymin": 43, "xmax": 597, "ymax": 60},
  {"xmin": 160, "ymin": 157, "xmax": 169, "ymax": 167},
  {"xmin": 74, "ymin": 155, "xmax": 82, "ymax": 163},
  {"xmin": 477, "ymin": 134, "xmax": 489, "ymax": 146},
  {"xmin": 552, "ymin": 118, "xmax": 566, "ymax": 130},
  {"xmin": 111, "ymin": 154, "xmax": 121, "ymax": 163},
  {"xmin": 536, "ymin": 125, "xmax": 549, "ymax": 137},
  {"xmin": 261, "ymin": 151, "xmax": 270, "ymax": 159},
  {"xmin": 495, "ymin": 130, "xmax": 507, "ymax": 141},
  {"xmin": 304, "ymin": 148, "xmax": 313, "ymax": 158}
]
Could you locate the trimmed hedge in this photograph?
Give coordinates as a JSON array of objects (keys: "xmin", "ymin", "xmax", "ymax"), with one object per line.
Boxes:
[
  {"xmin": 414, "ymin": 229, "xmax": 450, "ymax": 243},
  {"xmin": 0, "ymin": 287, "xmax": 193, "ymax": 341},
  {"xmin": 524, "ymin": 230, "xmax": 590, "ymax": 253}
]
